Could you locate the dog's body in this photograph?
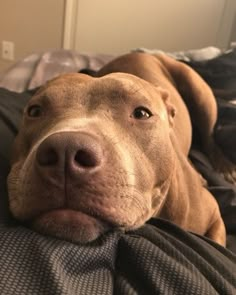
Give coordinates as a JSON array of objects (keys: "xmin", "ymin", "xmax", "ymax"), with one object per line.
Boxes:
[{"xmin": 8, "ymin": 53, "xmax": 228, "ymax": 245}]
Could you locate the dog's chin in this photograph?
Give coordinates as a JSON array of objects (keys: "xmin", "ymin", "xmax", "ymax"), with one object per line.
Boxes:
[{"xmin": 31, "ymin": 209, "xmax": 112, "ymax": 244}]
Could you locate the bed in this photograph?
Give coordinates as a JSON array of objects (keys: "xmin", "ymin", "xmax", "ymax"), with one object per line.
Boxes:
[{"xmin": 0, "ymin": 48, "xmax": 236, "ymax": 294}]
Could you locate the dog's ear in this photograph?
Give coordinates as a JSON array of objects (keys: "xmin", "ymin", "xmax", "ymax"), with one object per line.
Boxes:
[
  {"xmin": 156, "ymin": 53, "xmax": 216, "ymax": 140},
  {"xmin": 158, "ymin": 87, "xmax": 176, "ymax": 127}
]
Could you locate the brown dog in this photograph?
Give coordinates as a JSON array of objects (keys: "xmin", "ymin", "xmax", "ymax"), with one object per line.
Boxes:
[{"xmin": 8, "ymin": 53, "xmax": 228, "ymax": 245}]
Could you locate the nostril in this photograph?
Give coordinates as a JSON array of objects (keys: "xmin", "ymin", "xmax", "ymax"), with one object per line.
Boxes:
[
  {"xmin": 74, "ymin": 149, "xmax": 99, "ymax": 168},
  {"xmin": 36, "ymin": 132, "xmax": 103, "ymax": 172},
  {"xmin": 37, "ymin": 147, "xmax": 59, "ymax": 166}
]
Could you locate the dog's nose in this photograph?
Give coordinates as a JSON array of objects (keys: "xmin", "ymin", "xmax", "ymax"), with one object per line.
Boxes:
[{"xmin": 36, "ymin": 132, "xmax": 103, "ymax": 175}]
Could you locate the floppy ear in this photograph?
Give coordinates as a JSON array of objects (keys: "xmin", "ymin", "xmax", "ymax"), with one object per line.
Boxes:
[
  {"xmin": 156, "ymin": 54, "xmax": 236, "ymax": 184},
  {"xmin": 155, "ymin": 53, "xmax": 217, "ymax": 145},
  {"xmin": 158, "ymin": 87, "xmax": 176, "ymax": 127}
]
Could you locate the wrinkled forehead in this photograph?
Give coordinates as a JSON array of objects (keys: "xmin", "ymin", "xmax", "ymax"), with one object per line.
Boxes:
[
  {"xmin": 87, "ymin": 73, "xmax": 153, "ymax": 104},
  {"xmin": 31, "ymin": 72, "xmax": 163, "ymax": 109}
]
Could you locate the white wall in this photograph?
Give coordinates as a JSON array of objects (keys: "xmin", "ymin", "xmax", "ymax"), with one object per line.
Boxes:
[
  {"xmin": 1, "ymin": 0, "xmax": 236, "ymax": 74},
  {"xmin": 0, "ymin": 0, "xmax": 65, "ymax": 73},
  {"xmin": 72, "ymin": 0, "xmax": 235, "ymax": 54}
]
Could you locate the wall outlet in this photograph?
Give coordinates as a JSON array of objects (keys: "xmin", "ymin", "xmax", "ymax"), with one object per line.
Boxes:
[{"xmin": 2, "ymin": 41, "xmax": 15, "ymax": 61}]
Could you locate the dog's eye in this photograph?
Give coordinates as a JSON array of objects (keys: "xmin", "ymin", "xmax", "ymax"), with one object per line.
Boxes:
[
  {"xmin": 132, "ymin": 107, "xmax": 152, "ymax": 120},
  {"xmin": 27, "ymin": 105, "xmax": 42, "ymax": 118}
]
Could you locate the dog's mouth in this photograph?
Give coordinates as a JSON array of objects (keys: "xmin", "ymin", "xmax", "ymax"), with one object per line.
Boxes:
[{"xmin": 30, "ymin": 208, "xmax": 114, "ymax": 243}]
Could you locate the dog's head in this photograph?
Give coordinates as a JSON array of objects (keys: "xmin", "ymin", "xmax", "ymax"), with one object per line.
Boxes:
[{"xmin": 7, "ymin": 72, "xmax": 176, "ymax": 243}]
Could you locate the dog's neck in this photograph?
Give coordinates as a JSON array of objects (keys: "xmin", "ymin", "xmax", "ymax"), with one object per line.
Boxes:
[{"xmin": 159, "ymin": 133, "xmax": 202, "ymax": 227}]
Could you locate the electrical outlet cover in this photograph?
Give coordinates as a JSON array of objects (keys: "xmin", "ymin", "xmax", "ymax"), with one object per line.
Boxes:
[{"xmin": 2, "ymin": 41, "xmax": 15, "ymax": 61}]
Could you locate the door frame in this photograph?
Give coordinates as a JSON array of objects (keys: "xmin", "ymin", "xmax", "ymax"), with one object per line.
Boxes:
[{"xmin": 63, "ymin": 0, "xmax": 78, "ymax": 49}]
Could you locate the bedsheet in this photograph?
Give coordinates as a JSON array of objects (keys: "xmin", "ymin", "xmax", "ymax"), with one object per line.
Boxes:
[{"xmin": 0, "ymin": 49, "xmax": 114, "ymax": 92}]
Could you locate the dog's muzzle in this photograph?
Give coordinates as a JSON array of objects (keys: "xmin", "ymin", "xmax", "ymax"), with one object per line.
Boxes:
[{"xmin": 35, "ymin": 131, "xmax": 104, "ymax": 183}]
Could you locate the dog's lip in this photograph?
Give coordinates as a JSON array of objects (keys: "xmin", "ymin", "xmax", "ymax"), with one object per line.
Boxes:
[
  {"xmin": 29, "ymin": 208, "xmax": 116, "ymax": 243},
  {"xmin": 33, "ymin": 208, "xmax": 113, "ymax": 228}
]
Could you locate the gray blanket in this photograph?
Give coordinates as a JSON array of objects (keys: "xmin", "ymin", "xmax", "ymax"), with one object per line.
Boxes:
[{"xmin": 0, "ymin": 219, "xmax": 236, "ymax": 295}]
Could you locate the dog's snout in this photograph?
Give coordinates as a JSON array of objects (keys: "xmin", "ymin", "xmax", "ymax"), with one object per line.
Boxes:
[
  {"xmin": 36, "ymin": 146, "xmax": 59, "ymax": 166},
  {"xmin": 36, "ymin": 132, "xmax": 103, "ymax": 175},
  {"xmin": 74, "ymin": 149, "xmax": 99, "ymax": 168}
]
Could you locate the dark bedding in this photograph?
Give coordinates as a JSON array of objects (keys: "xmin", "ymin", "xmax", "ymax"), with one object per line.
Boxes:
[
  {"xmin": 0, "ymin": 218, "xmax": 236, "ymax": 295},
  {"xmin": 185, "ymin": 51, "xmax": 236, "ymax": 253},
  {"xmin": 0, "ymin": 50, "xmax": 236, "ymax": 294},
  {"xmin": 184, "ymin": 49, "xmax": 236, "ymax": 165}
]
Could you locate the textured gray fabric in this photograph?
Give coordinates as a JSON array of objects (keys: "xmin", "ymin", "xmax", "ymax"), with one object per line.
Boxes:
[
  {"xmin": 0, "ymin": 225, "xmax": 116, "ymax": 295},
  {"xmin": 0, "ymin": 219, "xmax": 236, "ymax": 295}
]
